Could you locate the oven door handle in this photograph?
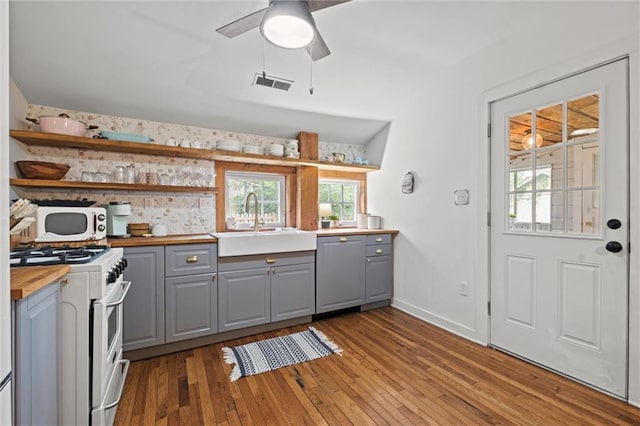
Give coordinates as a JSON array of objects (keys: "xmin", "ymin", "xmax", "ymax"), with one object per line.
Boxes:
[
  {"xmin": 102, "ymin": 359, "xmax": 131, "ymax": 410},
  {"xmin": 106, "ymin": 281, "xmax": 132, "ymax": 307}
]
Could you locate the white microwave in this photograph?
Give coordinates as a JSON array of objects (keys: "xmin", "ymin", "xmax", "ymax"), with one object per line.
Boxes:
[{"xmin": 24, "ymin": 206, "xmax": 107, "ymax": 242}]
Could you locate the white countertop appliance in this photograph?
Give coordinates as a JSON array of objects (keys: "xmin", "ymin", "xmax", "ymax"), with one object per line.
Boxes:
[{"xmin": 106, "ymin": 201, "xmax": 131, "ymax": 238}]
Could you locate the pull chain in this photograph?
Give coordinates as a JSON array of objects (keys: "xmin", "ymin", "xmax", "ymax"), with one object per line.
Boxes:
[
  {"xmin": 262, "ymin": 37, "xmax": 266, "ymax": 79},
  {"xmin": 309, "ymin": 43, "xmax": 314, "ymax": 95}
]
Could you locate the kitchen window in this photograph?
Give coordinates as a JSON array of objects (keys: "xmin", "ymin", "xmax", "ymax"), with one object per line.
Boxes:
[
  {"xmin": 215, "ymin": 161, "xmax": 297, "ymax": 231},
  {"xmin": 226, "ymin": 172, "xmax": 286, "ymax": 228},
  {"xmin": 318, "ymin": 179, "xmax": 360, "ymax": 226}
]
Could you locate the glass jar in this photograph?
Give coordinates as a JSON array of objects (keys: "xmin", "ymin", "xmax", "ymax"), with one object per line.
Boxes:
[
  {"xmin": 113, "ymin": 166, "xmax": 125, "ymax": 184},
  {"xmin": 125, "ymin": 165, "xmax": 136, "ymax": 184}
]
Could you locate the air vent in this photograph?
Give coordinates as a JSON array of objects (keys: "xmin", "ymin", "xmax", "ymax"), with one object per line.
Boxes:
[{"xmin": 253, "ymin": 73, "xmax": 293, "ymax": 91}]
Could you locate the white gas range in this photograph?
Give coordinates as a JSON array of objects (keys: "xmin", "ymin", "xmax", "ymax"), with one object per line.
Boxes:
[{"xmin": 11, "ymin": 245, "xmax": 131, "ymax": 425}]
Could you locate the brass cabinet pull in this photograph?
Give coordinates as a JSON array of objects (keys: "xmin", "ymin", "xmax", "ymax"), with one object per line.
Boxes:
[
  {"xmin": 186, "ymin": 255, "xmax": 198, "ymax": 263},
  {"xmin": 339, "ymin": 237, "xmax": 348, "ymax": 242},
  {"xmin": 376, "ymin": 237, "xmax": 383, "ymax": 242},
  {"xmin": 375, "ymin": 249, "xmax": 383, "ymax": 254},
  {"xmin": 266, "ymin": 257, "xmax": 276, "ymax": 264},
  {"xmin": 61, "ymin": 278, "xmax": 70, "ymax": 287}
]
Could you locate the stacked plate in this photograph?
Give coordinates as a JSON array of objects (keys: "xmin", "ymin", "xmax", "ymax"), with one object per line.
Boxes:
[
  {"xmin": 216, "ymin": 139, "xmax": 240, "ymax": 152},
  {"xmin": 267, "ymin": 143, "xmax": 284, "ymax": 157},
  {"xmin": 242, "ymin": 145, "xmax": 261, "ymax": 155}
]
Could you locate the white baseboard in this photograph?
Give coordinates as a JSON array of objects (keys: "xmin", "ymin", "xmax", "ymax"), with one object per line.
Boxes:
[{"xmin": 391, "ymin": 298, "xmax": 485, "ymax": 346}]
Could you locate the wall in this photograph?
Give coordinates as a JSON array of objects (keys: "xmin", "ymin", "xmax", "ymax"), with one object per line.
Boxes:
[
  {"xmin": 11, "ymin": 103, "xmax": 366, "ymax": 234},
  {"xmin": 367, "ymin": 1, "xmax": 639, "ymax": 402}
]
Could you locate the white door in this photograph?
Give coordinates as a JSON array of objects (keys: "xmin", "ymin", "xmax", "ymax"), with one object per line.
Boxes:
[{"xmin": 490, "ymin": 58, "xmax": 628, "ymax": 398}]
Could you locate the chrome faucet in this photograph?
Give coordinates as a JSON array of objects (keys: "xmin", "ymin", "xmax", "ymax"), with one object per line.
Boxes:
[{"xmin": 244, "ymin": 192, "xmax": 261, "ymax": 232}]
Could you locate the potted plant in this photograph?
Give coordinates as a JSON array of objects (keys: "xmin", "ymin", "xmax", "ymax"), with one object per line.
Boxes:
[{"xmin": 329, "ymin": 215, "xmax": 340, "ymax": 228}]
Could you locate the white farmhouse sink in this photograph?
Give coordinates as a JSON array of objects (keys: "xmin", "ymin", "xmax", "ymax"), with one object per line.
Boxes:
[{"xmin": 212, "ymin": 229, "xmax": 317, "ymax": 257}]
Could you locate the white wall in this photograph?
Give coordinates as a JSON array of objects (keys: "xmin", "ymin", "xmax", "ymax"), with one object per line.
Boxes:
[{"xmin": 367, "ymin": 1, "xmax": 640, "ymax": 402}]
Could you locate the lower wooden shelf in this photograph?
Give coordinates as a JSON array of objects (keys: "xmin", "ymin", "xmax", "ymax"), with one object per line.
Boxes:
[{"xmin": 10, "ymin": 179, "xmax": 218, "ymax": 194}]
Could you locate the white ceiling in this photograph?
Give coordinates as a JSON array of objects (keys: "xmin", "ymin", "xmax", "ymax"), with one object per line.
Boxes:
[{"xmin": 10, "ymin": 1, "xmax": 529, "ymax": 144}]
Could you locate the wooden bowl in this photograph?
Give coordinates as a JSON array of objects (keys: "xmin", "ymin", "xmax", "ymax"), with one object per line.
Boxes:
[{"xmin": 16, "ymin": 161, "xmax": 70, "ymax": 180}]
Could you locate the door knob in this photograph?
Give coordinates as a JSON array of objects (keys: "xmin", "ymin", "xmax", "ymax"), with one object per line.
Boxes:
[
  {"xmin": 605, "ymin": 241, "xmax": 623, "ymax": 253},
  {"xmin": 607, "ymin": 219, "xmax": 622, "ymax": 229}
]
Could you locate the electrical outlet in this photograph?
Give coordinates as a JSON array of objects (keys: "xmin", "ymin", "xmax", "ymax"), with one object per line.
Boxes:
[
  {"xmin": 144, "ymin": 198, "xmax": 154, "ymax": 208},
  {"xmin": 460, "ymin": 281, "xmax": 469, "ymax": 296}
]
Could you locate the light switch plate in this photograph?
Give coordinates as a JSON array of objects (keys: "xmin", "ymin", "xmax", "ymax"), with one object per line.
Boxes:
[{"xmin": 454, "ymin": 189, "xmax": 469, "ymax": 205}]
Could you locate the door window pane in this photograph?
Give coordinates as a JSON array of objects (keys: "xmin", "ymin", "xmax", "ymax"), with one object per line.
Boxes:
[
  {"xmin": 568, "ymin": 94, "xmax": 599, "ymax": 143},
  {"xmin": 504, "ymin": 93, "xmax": 601, "ymax": 236},
  {"xmin": 567, "ymin": 190, "xmax": 600, "ymax": 235}
]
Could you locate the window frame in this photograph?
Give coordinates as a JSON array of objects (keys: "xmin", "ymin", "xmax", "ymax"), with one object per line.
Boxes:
[
  {"xmin": 318, "ymin": 170, "xmax": 367, "ymax": 227},
  {"xmin": 215, "ymin": 161, "xmax": 297, "ymax": 231},
  {"xmin": 225, "ymin": 171, "xmax": 286, "ymax": 228}
]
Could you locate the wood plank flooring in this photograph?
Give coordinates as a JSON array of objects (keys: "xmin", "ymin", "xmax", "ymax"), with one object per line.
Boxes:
[{"xmin": 114, "ymin": 307, "xmax": 640, "ymax": 425}]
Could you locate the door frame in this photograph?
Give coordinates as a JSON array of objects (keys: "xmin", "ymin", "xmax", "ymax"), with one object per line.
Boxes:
[{"xmin": 474, "ymin": 38, "xmax": 639, "ymax": 405}]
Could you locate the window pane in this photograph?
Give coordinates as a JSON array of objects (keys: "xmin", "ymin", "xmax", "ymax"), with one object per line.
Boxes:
[
  {"xmin": 536, "ymin": 103, "xmax": 563, "ymax": 148},
  {"xmin": 567, "ymin": 190, "xmax": 600, "ymax": 235},
  {"xmin": 535, "ymin": 147, "xmax": 561, "ymax": 191},
  {"xmin": 535, "ymin": 191, "xmax": 563, "ymax": 233},
  {"xmin": 509, "ymin": 152, "xmax": 532, "ymax": 192},
  {"xmin": 568, "ymin": 143, "xmax": 600, "ymax": 189},
  {"xmin": 318, "ymin": 180, "xmax": 359, "ymax": 224},
  {"xmin": 225, "ymin": 172, "xmax": 285, "ymax": 228},
  {"xmin": 509, "ymin": 112, "xmax": 532, "ymax": 152},
  {"xmin": 568, "ymin": 94, "xmax": 599, "ymax": 143},
  {"xmin": 509, "ymin": 193, "xmax": 533, "ymax": 231}
]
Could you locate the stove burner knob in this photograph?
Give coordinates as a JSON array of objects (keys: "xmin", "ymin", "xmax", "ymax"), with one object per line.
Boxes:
[
  {"xmin": 123, "ymin": 258, "xmax": 128, "ymax": 268},
  {"xmin": 108, "ymin": 271, "xmax": 117, "ymax": 284},
  {"xmin": 98, "ymin": 214, "xmax": 105, "ymax": 221},
  {"xmin": 121, "ymin": 259, "xmax": 128, "ymax": 271},
  {"xmin": 97, "ymin": 225, "xmax": 105, "ymax": 232}
]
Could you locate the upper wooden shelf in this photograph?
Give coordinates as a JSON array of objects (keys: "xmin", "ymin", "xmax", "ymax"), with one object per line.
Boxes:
[
  {"xmin": 10, "ymin": 178, "xmax": 217, "ymax": 194},
  {"xmin": 10, "ymin": 130, "xmax": 379, "ymax": 173}
]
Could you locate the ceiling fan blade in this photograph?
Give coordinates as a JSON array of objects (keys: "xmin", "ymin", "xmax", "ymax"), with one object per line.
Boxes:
[
  {"xmin": 306, "ymin": 0, "xmax": 351, "ymax": 13},
  {"xmin": 305, "ymin": 29, "xmax": 330, "ymax": 61},
  {"xmin": 216, "ymin": 7, "xmax": 268, "ymax": 38}
]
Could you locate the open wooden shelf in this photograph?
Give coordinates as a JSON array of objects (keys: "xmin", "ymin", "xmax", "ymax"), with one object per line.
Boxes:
[
  {"xmin": 10, "ymin": 178, "xmax": 218, "ymax": 194},
  {"xmin": 10, "ymin": 130, "xmax": 379, "ymax": 173}
]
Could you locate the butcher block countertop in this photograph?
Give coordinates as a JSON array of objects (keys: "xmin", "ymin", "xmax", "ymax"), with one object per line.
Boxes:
[
  {"xmin": 109, "ymin": 234, "xmax": 218, "ymax": 247},
  {"xmin": 315, "ymin": 228, "xmax": 399, "ymax": 236},
  {"xmin": 10, "ymin": 265, "xmax": 70, "ymax": 301},
  {"xmin": 108, "ymin": 229, "xmax": 398, "ymax": 248}
]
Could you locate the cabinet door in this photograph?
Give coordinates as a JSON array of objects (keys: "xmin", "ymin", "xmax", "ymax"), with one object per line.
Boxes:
[
  {"xmin": 165, "ymin": 273, "xmax": 217, "ymax": 343},
  {"xmin": 218, "ymin": 268, "xmax": 270, "ymax": 332},
  {"xmin": 122, "ymin": 246, "xmax": 165, "ymax": 351},
  {"xmin": 366, "ymin": 255, "xmax": 392, "ymax": 303},
  {"xmin": 316, "ymin": 236, "xmax": 366, "ymax": 313},
  {"xmin": 14, "ymin": 283, "xmax": 59, "ymax": 426},
  {"xmin": 271, "ymin": 263, "xmax": 315, "ymax": 322}
]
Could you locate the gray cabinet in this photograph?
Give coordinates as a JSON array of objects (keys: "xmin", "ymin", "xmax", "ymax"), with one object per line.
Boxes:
[
  {"xmin": 165, "ymin": 244, "xmax": 218, "ymax": 343},
  {"xmin": 366, "ymin": 234, "xmax": 393, "ymax": 303},
  {"xmin": 219, "ymin": 251, "xmax": 315, "ymax": 332},
  {"xmin": 316, "ymin": 235, "xmax": 366, "ymax": 313},
  {"xmin": 122, "ymin": 246, "xmax": 165, "ymax": 351},
  {"xmin": 14, "ymin": 282, "xmax": 60, "ymax": 425},
  {"xmin": 271, "ymin": 262, "xmax": 315, "ymax": 322}
]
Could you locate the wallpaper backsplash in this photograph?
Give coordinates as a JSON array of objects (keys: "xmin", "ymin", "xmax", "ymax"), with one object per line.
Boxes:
[{"xmin": 17, "ymin": 105, "xmax": 367, "ymax": 234}]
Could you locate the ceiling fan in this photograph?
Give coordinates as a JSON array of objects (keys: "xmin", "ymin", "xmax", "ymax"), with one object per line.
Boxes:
[{"xmin": 216, "ymin": 0, "xmax": 351, "ymax": 61}]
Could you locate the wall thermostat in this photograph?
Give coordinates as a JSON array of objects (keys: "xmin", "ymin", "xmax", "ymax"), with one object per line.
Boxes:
[{"xmin": 454, "ymin": 189, "xmax": 469, "ymax": 205}]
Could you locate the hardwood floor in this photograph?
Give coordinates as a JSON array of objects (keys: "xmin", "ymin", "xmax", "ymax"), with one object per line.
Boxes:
[{"xmin": 114, "ymin": 307, "xmax": 640, "ymax": 425}]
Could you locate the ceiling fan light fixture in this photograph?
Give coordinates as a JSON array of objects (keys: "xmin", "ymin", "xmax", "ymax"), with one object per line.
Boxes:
[
  {"xmin": 261, "ymin": 0, "xmax": 315, "ymax": 49},
  {"xmin": 521, "ymin": 129, "xmax": 543, "ymax": 150}
]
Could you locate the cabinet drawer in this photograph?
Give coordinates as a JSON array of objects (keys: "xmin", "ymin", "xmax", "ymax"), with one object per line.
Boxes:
[
  {"xmin": 218, "ymin": 251, "xmax": 315, "ymax": 273},
  {"xmin": 165, "ymin": 243, "xmax": 217, "ymax": 277},
  {"xmin": 366, "ymin": 244, "xmax": 392, "ymax": 257},
  {"xmin": 318, "ymin": 235, "xmax": 365, "ymax": 245},
  {"xmin": 366, "ymin": 234, "xmax": 391, "ymax": 246}
]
